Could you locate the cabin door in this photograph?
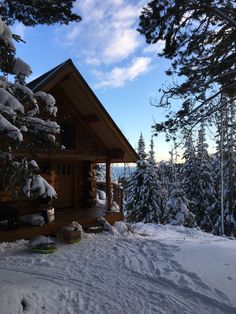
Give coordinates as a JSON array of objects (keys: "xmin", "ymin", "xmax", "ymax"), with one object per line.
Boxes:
[{"xmin": 53, "ymin": 162, "xmax": 74, "ymax": 208}]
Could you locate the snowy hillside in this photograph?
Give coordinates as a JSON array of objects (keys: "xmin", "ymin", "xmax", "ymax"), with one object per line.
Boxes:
[{"xmin": 0, "ymin": 224, "xmax": 235, "ymax": 314}]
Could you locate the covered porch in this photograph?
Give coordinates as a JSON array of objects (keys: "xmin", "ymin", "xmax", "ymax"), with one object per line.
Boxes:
[
  {"xmin": 0, "ymin": 163, "xmax": 124, "ymax": 243},
  {"xmin": 0, "ymin": 207, "xmax": 122, "ymax": 242}
]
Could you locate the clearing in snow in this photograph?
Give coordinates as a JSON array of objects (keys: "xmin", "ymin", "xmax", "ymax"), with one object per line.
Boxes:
[{"xmin": 0, "ymin": 223, "xmax": 235, "ymax": 314}]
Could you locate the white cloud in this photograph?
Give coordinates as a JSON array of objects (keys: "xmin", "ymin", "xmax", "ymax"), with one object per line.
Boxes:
[
  {"xmin": 85, "ymin": 56, "xmax": 101, "ymax": 66},
  {"xmin": 95, "ymin": 57, "xmax": 151, "ymax": 88},
  {"xmin": 143, "ymin": 40, "xmax": 165, "ymax": 55},
  {"xmin": 66, "ymin": 25, "xmax": 81, "ymax": 44},
  {"xmin": 54, "ymin": 0, "xmax": 153, "ymax": 88},
  {"xmin": 103, "ymin": 29, "xmax": 140, "ymax": 63},
  {"xmin": 57, "ymin": 0, "xmax": 144, "ymax": 65},
  {"xmin": 113, "ymin": 4, "xmax": 140, "ymax": 28}
]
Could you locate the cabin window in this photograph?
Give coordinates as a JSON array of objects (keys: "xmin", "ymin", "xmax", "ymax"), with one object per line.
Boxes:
[
  {"xmin": 56, "ymin": 164, "xmax": 62, "ymax": 175},
  {"xmin": 56, "ymin": 163, "xmax": 72, "ymax": 176},
  {"xmin": 61, "ymin": 122, "xmax": 76, "ymax": 150},
  {"xmin": 40, "ymin": 163, "xmax": 52, "ymax": 175}
]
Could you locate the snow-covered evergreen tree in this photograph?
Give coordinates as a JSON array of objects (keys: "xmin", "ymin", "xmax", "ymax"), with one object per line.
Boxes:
[
  {"xmin": 95, "ymin": 163, "xmax": 106, "ymax": 181},
  {"xmin": 195, "ymin": 123, "xmax": 218, "ymax": 231},
  {"xmin": 0, "ymin": 17, "xmax": 59, "ymax": 199},
  {"xmin": 125, "ymin": 134, "xmax": 148, "ymax": 222},
  {"xmin": 157, "ymin": 160, "xmax": 170, "ymax": 211},
  {"xmin": 125, "ymin": 135, "xmax": 163, "ymax": 223},
  {"xmin": 222, "ymin": 104, "xmax": 236, "ymax": 235},
  {"xmin": 143, "ymin": 137, "xmax": 164, "ymax": 222},
  {"xmin": 165, "ymin": 143, "xmax": 180, "ymax": 197},
  {"xmin": 180, "ymin": 131, "xmax": 198, "ymax": 212},
  {"xmin": 164, "ymin": 184, "xmax": 197, "ymax": 227},
  {"xmin": 214, "ymin": 103, "xmax": 236, "ymax": 235}
]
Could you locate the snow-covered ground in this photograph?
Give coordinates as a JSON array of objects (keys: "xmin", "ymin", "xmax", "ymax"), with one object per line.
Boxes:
[{"xmin": 0, "ymin": 223, "xmax": 235, "ymax": 314}]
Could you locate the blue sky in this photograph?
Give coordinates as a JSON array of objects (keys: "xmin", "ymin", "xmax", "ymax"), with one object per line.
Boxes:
[{"xmin": 12, "ymin": 0, "xmax": 175, "ymax": 161}]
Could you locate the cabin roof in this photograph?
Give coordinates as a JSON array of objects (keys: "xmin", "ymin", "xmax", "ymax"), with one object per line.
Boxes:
[{"xmin": 28, "ymin": 59, "xmax": 138, "ymax": 163}]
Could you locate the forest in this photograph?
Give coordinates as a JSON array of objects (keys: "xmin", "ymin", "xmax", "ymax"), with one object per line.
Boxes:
[{"xmin": 124, "ymin": 0, "xmax": 236, "ymax": 237}]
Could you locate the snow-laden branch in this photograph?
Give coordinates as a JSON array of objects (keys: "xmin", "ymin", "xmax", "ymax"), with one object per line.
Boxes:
[
  {"xmin": 0, "ymin": 16, "xmax": 60, "ymax": 199},
  {"xmin": 0, "ymin": 113, "xmax": 22, "ymax": 141},
  {"xmin": 23, "ymin": 175, "xmax": 57, "ymax": 199}
]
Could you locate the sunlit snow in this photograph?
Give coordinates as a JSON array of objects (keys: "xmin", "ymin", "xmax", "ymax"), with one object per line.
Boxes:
[{"xmin": 0, "ymin": 223, "xmax": 235, "ymax": 313}]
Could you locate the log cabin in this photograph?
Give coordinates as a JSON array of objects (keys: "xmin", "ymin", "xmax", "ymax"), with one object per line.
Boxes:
[{"xmin": 0, "ymin": 59, "xmax": 138, "ymax": 242}]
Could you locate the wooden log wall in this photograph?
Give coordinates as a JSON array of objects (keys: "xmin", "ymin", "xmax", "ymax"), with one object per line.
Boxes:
[{"xmin": 75, "ymin": 161, "xmax": 96, "ymax": 208}]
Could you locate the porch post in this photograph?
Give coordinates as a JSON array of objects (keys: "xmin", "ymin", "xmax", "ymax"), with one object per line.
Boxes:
[
  {"xmin": 120, "ymin": 185, "xmax": 124, "ymax": 216},
  {"xmin": 106, "ymin": 160, "xmax": 112, "ymax": 211}
]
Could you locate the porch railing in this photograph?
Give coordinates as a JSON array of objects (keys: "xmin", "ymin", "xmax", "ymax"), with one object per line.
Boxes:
[{"xmin": 96, "ymin": 181, "xmax": 123, "ymax": 214}]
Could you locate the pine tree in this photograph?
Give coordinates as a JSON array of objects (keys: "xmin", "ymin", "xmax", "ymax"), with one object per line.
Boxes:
[
  {"xmin": 164, "ymin": 183, "xmax": 197, "ymax": 227},
  {"xmin": 125, "ymin": 134, "xmax": 148, "ymax": 222},
  {"xmin": 143, "ymin": 137, "xmax": 164, "ymax": 222},
  {"xmin": 195, "ymin": 123, "xmax": 218, "ymax": 231},
  {"xmin": 214, "ymin": 102, "xmax": 236, "ymax": 235},
  {"xmin": 222, "ymin": 103, "xmax": 236, "ymax": 235},
  {"xmin": 95, "ymin": 163, "xmax": 106, "ymax": 181},
  {"xmin": 1, "ymin": 1, "xmax": 81, "ymax": 26},
  {"xmin": 139, "ymin": 1, "xmax": 236, "ymax": 136},
  {"xmin": 137, "ymin": 133, "xmax": 147, "ymax": 161},
  {"xmin": 125, "ymin": 135, "xmax": 163, "ymax": 223},
  {"xmin": 164, "ymin": 139, "xmax": 197, "ymax": 228},
  {"xmin": 0, "ymin": 17, "xmax": 59, "ymax": 199},
  {"xmin": 157, "ymin": 160, "xmax": 170, "ymax": 211},
  {"xmin": 180, "ymin": 131, "xmax": 198, "ymax": 211}
]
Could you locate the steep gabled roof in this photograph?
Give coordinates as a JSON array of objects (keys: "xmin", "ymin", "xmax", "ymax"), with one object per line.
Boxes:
[
  {"xmin": 28, "ymin": 61, "xmax": 67, "ymax": 91},
  {"xmin": 28, "ymin": 59, "xmax": 138, "ymax": 163}
]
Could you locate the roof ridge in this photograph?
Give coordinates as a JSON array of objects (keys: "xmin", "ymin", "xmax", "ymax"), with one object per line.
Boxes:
[{"xmin": 27, "ymin": 59, "xmax": 71, "ymax": 91}]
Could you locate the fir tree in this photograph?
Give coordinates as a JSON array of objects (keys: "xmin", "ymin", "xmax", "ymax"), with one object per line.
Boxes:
[
  {"xmin": 222, "ymin": 103, "xmax": 236, "ymax": 235},
  {"xmin": 164, "ymin": 184, "xmax": 197, "ymax": 228},
  {"xmin": 180, "ymin": 131, "xmax": 198, "ymax": 211},
  {"xmin": 95, "ymin": 163, "xmax": 106, "ymax": 182},
  {"xmin": 157, "ymin": 160, "xmax": 170, "ymax": 211},
  {"xmin": 125, "ymin": 134, "xmax": 148, "ymax": 222},
  {"xmin": 214, "ymin": 103, "xmax": 236, "ymax": 235},
  {"xmin": 195, "ymin": 123, "xmax": 218, "ymax": 231},
  {"xmin": 137, "ymin": 133, "xmax": 147, "ymax": 161},
  {"xmin": 125, "ymin": 135, "xmax": 163, "ymax": 223},
  {"xmin": 143, "ymin": 137, "xmax": 164, "ymax": 222},
  {"xmin": 0, "ymin": 17, "xmax": 59, "ymax": 199}
]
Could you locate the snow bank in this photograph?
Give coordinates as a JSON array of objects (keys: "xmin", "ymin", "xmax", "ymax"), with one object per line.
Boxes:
[{"xmin": 129, "ymin": 222, "xmax": 222, "ymax": 242}]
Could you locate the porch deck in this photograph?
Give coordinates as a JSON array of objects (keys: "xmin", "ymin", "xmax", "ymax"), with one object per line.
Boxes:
[{"xmin": 0, "ymin": 207, "xmax": 123, "ymax": 242}]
